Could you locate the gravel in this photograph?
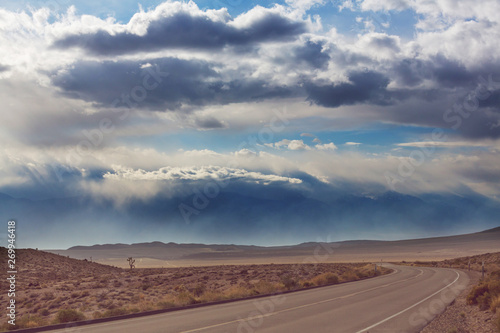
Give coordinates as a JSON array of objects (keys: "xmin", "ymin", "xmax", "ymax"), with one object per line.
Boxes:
[{"xmin": 421, "ymin": 271, "xmax": 498, "ymax": 333}]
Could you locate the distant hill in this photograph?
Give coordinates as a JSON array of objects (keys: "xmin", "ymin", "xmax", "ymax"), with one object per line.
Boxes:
[
  {"xmin": 48, "ymin": 226, "xmax": 500, "ymax": 265},
  {"xmin": 479, "ymin": 226, "xmax": 500, "ymax": 234}
]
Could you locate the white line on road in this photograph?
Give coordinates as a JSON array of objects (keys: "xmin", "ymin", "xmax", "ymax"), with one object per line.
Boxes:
[
  {"xmin": 354, "ymin": 269, "xmax": 461, "ymax": 333},
  {"xmin": 180, "ymin": 268, "xmax": 423, "ymax": 333}
]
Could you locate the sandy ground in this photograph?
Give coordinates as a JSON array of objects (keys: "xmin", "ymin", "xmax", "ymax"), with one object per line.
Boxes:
[{"xmin": 97, "ymin": 252, "xmax": 497, "ymax": 269}]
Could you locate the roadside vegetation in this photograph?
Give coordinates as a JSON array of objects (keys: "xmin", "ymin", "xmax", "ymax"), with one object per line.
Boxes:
[{"xmin": 467, "ymin": 270, "xmax": 500, "ymax": 331}]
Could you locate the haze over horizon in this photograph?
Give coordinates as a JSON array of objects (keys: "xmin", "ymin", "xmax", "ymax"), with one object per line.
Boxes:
[
  {"xmin": 1, "ymin": 0, "xmax": 500, "ymax": 249},
  {"xmin": 52, "ymin": 225, "xmax": 500, "ymax": 251}
]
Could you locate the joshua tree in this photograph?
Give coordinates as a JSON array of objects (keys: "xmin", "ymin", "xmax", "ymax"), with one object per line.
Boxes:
[{"xmin": 127, "ymin": 257, "xmax": 136, "ymax": 269}]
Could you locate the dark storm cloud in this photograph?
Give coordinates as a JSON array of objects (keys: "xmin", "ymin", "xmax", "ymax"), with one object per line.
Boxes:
[
  {"xmin": 293, "ymin": 40, "xmax": 330, "ymax": 69},
  {"xmin": 431, "ymin": 55, "xmax": 475, "ymax": 87},
  {"xmin": 51, "ymin": 57, "xmax": 294, "ymax": 110},
  {"xmin": 392, "ymin": 58, "xmax": 429, "ymax": 87},
  {"xmin": 372, "ymin": 88, "xmax": 500, "ymax": 139},
  {"xmin": 194, "ymin": 116, "xmax": 226, "ymax": 129},
  {"xmin": 305, "ymin": 71, "xmax": 391, "ymax": 108},
  {"xmin": 0, "ymin": 64, "xmax": 9, "ymax": 72},
  {"xmin": 478, "ymin": 90, "xmax": 500, "ymax": 108},
  {"xmin": 452, "ymin": 110, "xmax": 500, "ymax": 139},
  {"xmin": 367, "ymin": 35, "xmax": 399, "ymax": 51},
  {"xmin": 392, "ymin": 56, "xmax": 475, "ymax": 88},
  {"xmin": 53, "ymin": 11, "xmax": 306, "ymax": 55}
]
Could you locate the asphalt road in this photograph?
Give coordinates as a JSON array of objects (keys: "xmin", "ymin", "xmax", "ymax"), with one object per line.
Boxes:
[{"xmin": 49, "ymin": 265, "xmax": 469, "ymax": 333}]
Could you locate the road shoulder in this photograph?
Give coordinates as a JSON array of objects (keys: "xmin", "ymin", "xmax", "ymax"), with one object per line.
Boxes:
[{"xmin": 421, "ymin": 271, "xmax": 497, "ymax": 333}]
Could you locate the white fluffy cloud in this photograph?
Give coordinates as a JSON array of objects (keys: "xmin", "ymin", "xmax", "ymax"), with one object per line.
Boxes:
[
  {"xmin": 315, "ymin": 142, "xmax": 338, "ymax": 150},
  {"xmin": 268, "ymin": 139, "xmax": 338, "ymax": 151},
  {"xmin": 104, "ymin": 165, "xmax": 302, "ymax": 184},
  {"xmin": 269, "ymin": 139, "xmax": 312, "ymax": 150}
]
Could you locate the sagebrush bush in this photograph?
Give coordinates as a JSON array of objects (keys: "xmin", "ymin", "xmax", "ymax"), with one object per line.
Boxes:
[
  {"xmin": 467, "ymin": 272, "xmax": 500, "ymax": 316},
  {"xmin": 311, "ymin": 272, "xmax": 339, "ymax": 286},
  {"xmin": 54, "ymin": 309, "xmax": 85, "ymax": 323},
  {"xmin": 198, "ymin": 291, "xmax": 224, "ymax": 303},
  {"xmin": 176, "ymin": 291, "xmax": 197, "ymax": 306},
  {"xmin": 341, "ymin": 271, "xmax": 358, "ymax": 282},
  {"xmin": 224, "ymin": 285, "xmax": 255, "ymax": 299},
  {"xmin": 39, "ymin": 308, "xmax": 50, "ymax": 316},
  {"xmin": 280, "ymin": 275, "xmax": 299, "ymax": 290},
  {"xmin": 252, "ymin": 280, "xmax": 279, "ymax": 294},
  {"xmin": 193, "ymin": 284, "xmax": 206, "ymax": 297}
]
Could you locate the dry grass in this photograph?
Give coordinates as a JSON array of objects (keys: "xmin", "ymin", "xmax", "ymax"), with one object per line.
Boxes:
[{"xmin": 491, "ymin": 295, "xmax": 500, "ymax": 313}]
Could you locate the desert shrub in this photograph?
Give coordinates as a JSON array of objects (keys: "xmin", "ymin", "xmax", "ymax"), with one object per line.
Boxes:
[
  {"xmin": 467, "ymin": 283, "xmax": 489, "ymax": 305},
  {"xmin": 225, "ymin": 285, "xmax": 255, "ymax": 299},
  {"xmin": 99, "ymin": 300, "xmax": 116, "ymax": 310},
  {"xmin": 198, "ymin": 291, "xmax": 224, "ymax": 303},
  {"xmin": 56, "ymin": 296, "xmax": 68, "ymax": 302},
  {"xmin": 491, "ymin": 270, "xmax": 500, "ymax": 279},
  {"xmin": 193, "ymin": 284, "xmax": 206, "ymax": 297},
  {"xmin": 157, "ymin": 300, "xmax": 176, "ymax": 309},
  {"xmin": 467, "ymin": 277, "xmax": 500, "ymax": 311},
  {"xmin": 97, "ymin": 291, "xmax": 109, "ymax": 301},
  {"xmin": 39, "ymin": 308, "xmax": 50, "ymax": 316},
  {"xmin": 252, "ymin": 280, "xmax": 278, "ymax": 294},
  {"xmin": 311, "ymin": 272, "xmax": 339, "ymax": 286},
  {"xmin": 174, "ymin": 284, "xmax": 187, "ymax": 293},
  {"xmin": 280, "ymin": 275, "xmax": 298, "ymax": 290},
  {"xmin": 10, "ymin": 314, "xmax": 47, "ymax": 329},
  {"xmin": 478, "ymin": 292, "xmax": 492, "ymax": 311},
  {"xmin": 54, "ymin": 309, "xmax": 86, "ymax": 323},
  {"xmin": 341, "ymin": 271, "xmax": 358, "ymax": 282},
  {"xmin": 355, "ymin": 270, "xmax": 367, "ymax": 279},
  {"xmin": 176, "ymin": 291, "xmax": 197, "ymax": 306},
  {"xmin": 325, "ymin": 273, "xmax": 339, "ymax": 284}
]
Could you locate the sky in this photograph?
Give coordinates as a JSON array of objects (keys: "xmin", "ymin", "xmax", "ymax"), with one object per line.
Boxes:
[{"xmin": 1, "ymin": 0, "xmax": 500, "ymax": 249}]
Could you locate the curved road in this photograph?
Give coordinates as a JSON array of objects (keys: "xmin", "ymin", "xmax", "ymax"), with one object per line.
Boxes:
[{"xmin": 50, "ymin": 265, "xmax": 469, "ymax": 333}]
